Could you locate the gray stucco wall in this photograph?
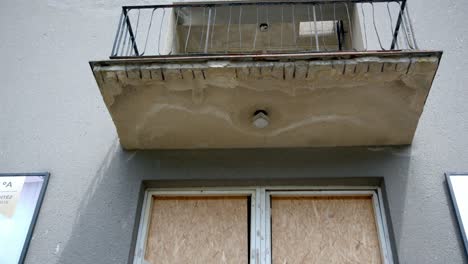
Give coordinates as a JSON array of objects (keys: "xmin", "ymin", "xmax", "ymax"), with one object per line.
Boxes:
[{"xmin": 1, "ymin": 0, "xmax": 467, "ymax": 263}]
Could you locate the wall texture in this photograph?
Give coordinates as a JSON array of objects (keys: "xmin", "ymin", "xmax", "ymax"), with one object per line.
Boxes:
[{"xmin": 1, "ymin": 0, "xmax": 467, "ymax": 263}]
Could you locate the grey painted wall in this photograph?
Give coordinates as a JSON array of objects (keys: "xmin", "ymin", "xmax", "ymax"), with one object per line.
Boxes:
[{"xmin": 1, "ymin": 0, "xmax": 467, "ymax": 263}]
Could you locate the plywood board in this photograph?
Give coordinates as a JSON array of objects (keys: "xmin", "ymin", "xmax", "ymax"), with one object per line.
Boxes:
[
  {"xmin": 271, "ymin": 196, "xmax": 382, "ymax": 264},
  {"xmin": 144, "ymin": 196, "xmax": 249, "ymax": 264}
]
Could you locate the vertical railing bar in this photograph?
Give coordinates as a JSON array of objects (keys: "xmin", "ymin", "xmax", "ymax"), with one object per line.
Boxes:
[
  {"xmin": 171, "ymin": 8, "xmax": 180, "ymax": 55},
  {"xmin": 120, "ymin": 11, "xmax": 129, "ymax": 56},
  {"xmin": 313, "ymin": 5, "xmax": 320, "ymax": 51},
  {"xmin": 142, "ymin": 8, "xmax": 156, "ymax": 56},
  {"xmin": 386, "ymin": 2, "xmax": 396, "ymax": 49},
  {"xmin": 253, "ymin": 6, "xmax": 259, "ymax": 50},
  {"xmin": 126, "ymin": 33, "xmax": 133, "ymax": 56},
  {"xmin": 292, "ymin": 5, "xmax": 297, "ymax": 48},
  {"xmin": 371, "ymin": 2, "xmax": 385, "ymax": 50},
  {"xmin": 126, "ymin": 9, "xmax": 140, "ymax": 56},
  {"xmin": 199, "ymin": 8, "xmax": 206, "ymax": 51},
  {"xmin": 123, "ymin": 7, "xmax": 139, "ymax": 56},
  {"xmin": 400, "ymin": 6, "xmax": 413, "ymax": 49},
  {"xmin": 337, "ymin": 21, "xmax": 343, "ymax": 51},
  {"xmin": 403, "ymin": 3, "xmax": 418, "ymax": 49},
  {"xmin": 307, "ymin": 6, "xmax": 313, "ymax": 50},
  {"xmin": 185, "ymin": 8, "xmax": 192, "ymax": 53},
  {"xmin": 390, "ymin": 0, "xmax": 406, "ymax": 50},
  {"xmin": 333, "ymin": 3, "xmax": 343, "ymax": 51},
  {"xmin": 396, "ymin": 12, "xmax": 403, "ymax": 48},
  {"xmin": 133, "ymin": 9, "xmax": 141, "ymax": 55},
  {"xmin": 239, "ymin": 6, "xmax": 243, "ymax": 50},
  {"xmin": 335, "ymin": 3, "xmax": 342, "ymax": 51},
  {"xmin": 121, "ymin": 16, "xmax": 129, "ymax": 56},
  {"xmin": 398, "ymin": 2, "xmax": 408, "ymax": 49},
  {"xmin": 226, "ymin": 6, "xmax": 232, "ymax": 52},
  {"xmin": 344, "ymin": 2, "xmax": 354, "ymax": 50},
  {"xmin": 395, "ymin": 1, "xmax": 404, "ymax": 49},
  {"xmin": 361, "ymin": 3, "xmax": 368, "ymax": 51},
  {"xmin": 204, "ymin": 8, "xmax": 212, "ymax": 53},
  {"xmin": 333, "ymin": 3, "xmax": 337, "ymax": 26},
  {"xmin": 319, "ymin": 4, "xmax": 327, "ymax": 51},
  {"xmin": 158, "ymin": 8, "xmax": 166, "ymax": 55},
  {"xmin": 266, "ymin": 5, "xmax": 271, "ymax": 50},
  {"xmin": 111, "ymin": 12, "xmax": 125, "ymax": 56},
  {"xmin": 210, "ymin": 7, "xmax": 217, "ymax": 49},
  {"xmin": 280, "ymin": 5, "xmax": 284, "ymax": 49}
]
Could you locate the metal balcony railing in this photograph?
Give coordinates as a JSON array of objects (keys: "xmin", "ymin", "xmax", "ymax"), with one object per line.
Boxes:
[{"xmin": 110, "ymin": 0, "xmax": 417, "ymax": 58}]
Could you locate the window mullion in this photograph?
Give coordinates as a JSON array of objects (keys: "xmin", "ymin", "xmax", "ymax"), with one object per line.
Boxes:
[
  {"xmin": 265, "ymin": 189, "xmax": 272, "ymax": 264},
  {"xmin": 254, "ymin": 187, "xmax": 268, "ymax": 264}
]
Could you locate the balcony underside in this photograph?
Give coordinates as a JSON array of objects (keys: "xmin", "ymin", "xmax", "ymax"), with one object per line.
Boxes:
[{"xmin": 91, "ymin": 51, "xmax": 441, "ymax": 149}]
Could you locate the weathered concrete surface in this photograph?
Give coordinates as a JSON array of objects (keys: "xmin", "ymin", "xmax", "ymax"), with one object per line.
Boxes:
[{"xmin": 92, "ymin": 54, "xmax": 440, "ymax": 149}]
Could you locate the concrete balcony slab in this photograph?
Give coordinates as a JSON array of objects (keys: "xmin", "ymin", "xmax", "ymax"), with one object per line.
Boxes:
[{"xmin": 91, "ymin": 51, "xmax": 441, "ymax": 149}]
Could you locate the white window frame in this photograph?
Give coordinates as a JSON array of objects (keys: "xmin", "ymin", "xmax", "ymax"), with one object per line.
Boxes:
[{"xmin": 133, "ymin": 186, "xmax": 394, "ymax": 264}]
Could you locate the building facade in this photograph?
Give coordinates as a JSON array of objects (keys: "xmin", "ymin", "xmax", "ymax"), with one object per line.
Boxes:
[{"xmin": 1, "ymin": 0, "xmax": 467, "ymax": 263}]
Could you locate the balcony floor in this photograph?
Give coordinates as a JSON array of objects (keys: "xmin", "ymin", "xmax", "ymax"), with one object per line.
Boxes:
[{"xmin": 91, "ymin": 50, "xmax": 441, "ymax": 149}]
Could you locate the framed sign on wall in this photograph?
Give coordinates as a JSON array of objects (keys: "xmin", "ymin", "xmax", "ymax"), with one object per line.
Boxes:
[
  {"xmin": 446, "ymin": 173, "xmax": 468, "ymax": 255},
  {"xmin": 0, "ymin": 173, "xmax": 49, "ymax": 264}
]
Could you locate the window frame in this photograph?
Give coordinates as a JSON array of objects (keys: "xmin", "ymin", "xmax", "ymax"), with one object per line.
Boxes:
[
  {"xmin": 133, "ymin": 188, "xmax": 258, "ymax": 264},
  {"xmin": 133, "ymin": 186, "xmax": 393, "ymax": 264},
  {"xmin": 264, "ymin": 188, "xmax": 394, "ymax": 264}
]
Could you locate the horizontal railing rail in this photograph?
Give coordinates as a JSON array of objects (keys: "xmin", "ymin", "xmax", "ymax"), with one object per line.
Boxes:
[{"xmin": 110, "ymin": 0, "xmax": 417, "ymax": 58}]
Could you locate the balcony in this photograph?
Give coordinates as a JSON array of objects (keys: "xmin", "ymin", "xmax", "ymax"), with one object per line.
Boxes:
[{"xmin": 90, "ymin": 0, "xmax": 441, "ymax": 149}]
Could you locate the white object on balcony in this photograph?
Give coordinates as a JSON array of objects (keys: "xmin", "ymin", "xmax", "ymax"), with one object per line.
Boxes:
[{"xmin": 299, "ymin": 20, "xmax": 336, "ymax": 37}]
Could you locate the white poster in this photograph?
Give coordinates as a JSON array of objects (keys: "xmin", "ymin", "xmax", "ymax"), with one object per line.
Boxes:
[
  {"xmin": 0, "ymin": 176, "xmax": 26, "ymax": 218},
  {"xmin": 447, "ymin": 174, "xmax": 468, "ymax": 255},
  {"xmin": 0, "ymin": 174, "xmax": 48, "ymax": 264}
]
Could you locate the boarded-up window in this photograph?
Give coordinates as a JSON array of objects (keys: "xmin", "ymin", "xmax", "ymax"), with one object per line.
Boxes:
[
  {"xmin": 144, "ymin": 196, "xmax": 249, "ymax": 264},
  {"xmin": 271, "ymin": 196, "xmax": 382, "ymax": 264}
]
